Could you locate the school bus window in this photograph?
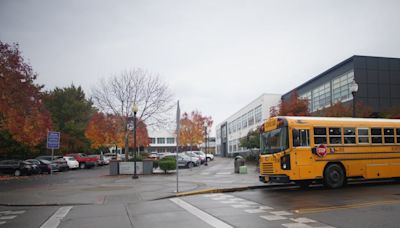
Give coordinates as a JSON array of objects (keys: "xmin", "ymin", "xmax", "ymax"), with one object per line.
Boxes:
[
  {"xmin": 371, "ymin": 128, "xmax": 382, "ymax": 144},
  {"xmin": 397, "ymin": 129, "xmax": 400, "ymax": 143},
  {"xmin": 314, "ymin": 127, "xmax": 327, "ymax": 144},
  {"xmin": 329, "ymin": 127, "xmax": 342, "ymax": 144},
  {"xmin": 293, "ymin": 129, "xmax": 310, "ymax": 147},
  {"xmin": 344, "ymin": 128, "xmax": 356, "ymax": 144},
  {"xmin": 384, "ymin": 128, "xmax": 395, "ymax": 144},
  {"xmin": 358, "ymin": 128, "xmax": 369, "ymax": 144}
]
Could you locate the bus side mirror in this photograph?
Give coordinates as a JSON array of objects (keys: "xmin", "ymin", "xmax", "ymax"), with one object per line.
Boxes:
[
  {"xmin": 311, "ymin": 147, "xmax": 317, "ymax": 155},
  {"xmin": 292, "ymin": 129, "xmax": 300, "ymax": 147}
]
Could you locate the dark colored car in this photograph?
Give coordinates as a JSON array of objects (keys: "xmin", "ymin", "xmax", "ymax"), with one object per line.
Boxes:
[
  {"xmin": 25, "ymin": 159, "xmax": 56, "ymax": 174},
  {"xmin": 0, "ymin": 160, "xmax": 33, "ymax": 176},
  {"xmin": 36, "ymin": 156, "xmax": 69, "ymax": 171}
]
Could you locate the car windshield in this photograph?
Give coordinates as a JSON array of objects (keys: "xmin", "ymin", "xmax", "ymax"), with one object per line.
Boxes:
[{"xmin": 261, "ymin": 127, "xmax": 289, "ymax": 154}]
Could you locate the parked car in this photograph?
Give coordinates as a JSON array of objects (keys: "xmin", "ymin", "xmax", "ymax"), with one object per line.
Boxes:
[
  {"xmin": 25, "ymin": 159, "xmax": 55, "ymax": 174},
  {"xmin": 88, "ymin": 155, "xmax": 109, "ymax": 166},
  {"xmin": 184, "ymin": 151, "xmax": 205, "ymax": 164},
  {"xmin": 162, "ymin": 154, "xmax": 199, "ymax": 168},
  {"xmin": 104, "ymin": 153, "xmax": 117, "ymax": 160},
  {"xmin": 36, "ymin": 156, "xmax": 69, "ymax": 171},
  {"xmin": 194, "ymin": 151, "xmax": 214, "ymax": 162},
  {"xmin": 63, "ymin": 156, "xmax": 79, "ymax": 169},
  {"xmin": 0, "ymin": 160, "xmax": 33, "ymax": 176},
  {"xmin": 147, "ymin": 152, "xmax": 160, "ymax": 160},
  {"xmin": 64, "ymin": 153, "xmax": 96, "ymax": 169},
  {"xmin": 102, "ymin": 155, "xmax": 111, "ymax": 165}
]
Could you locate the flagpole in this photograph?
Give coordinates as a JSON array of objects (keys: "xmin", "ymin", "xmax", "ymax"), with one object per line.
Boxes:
[{"xmin": 176, "ymin": 100, "xmax": 180, "ymax": 193}]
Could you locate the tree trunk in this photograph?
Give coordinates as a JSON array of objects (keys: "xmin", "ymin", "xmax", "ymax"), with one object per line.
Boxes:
[{"xmin": 124, "ymin": 130, "xmax": 129, "ymax": 161}]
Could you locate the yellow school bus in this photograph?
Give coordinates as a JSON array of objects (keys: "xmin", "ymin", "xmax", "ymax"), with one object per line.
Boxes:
[{"xmin": 259, "ymin": 116, "xmax": 400, "ymax": 188}]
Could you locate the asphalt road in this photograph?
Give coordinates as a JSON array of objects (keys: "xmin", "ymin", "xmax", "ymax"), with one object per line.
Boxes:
[{"xmin": 1, "ymin": 158, "xmax": 400, "ymax": 228}]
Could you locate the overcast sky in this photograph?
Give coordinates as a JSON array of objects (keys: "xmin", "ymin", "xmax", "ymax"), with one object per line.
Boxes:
[{"xmin": 1, "ymin": 0, "xmax": 400, "ymax": 136}]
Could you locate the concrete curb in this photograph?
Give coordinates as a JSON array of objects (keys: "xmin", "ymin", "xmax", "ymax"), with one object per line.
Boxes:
[{"xmin": 151, "ymin": 183, "xmax": 295, "ymax": 200}]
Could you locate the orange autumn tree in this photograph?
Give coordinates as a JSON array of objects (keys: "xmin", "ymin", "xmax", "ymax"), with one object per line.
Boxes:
[
  {"xmin": 317, "ymin": 101, "xmax": 373, "ymax": 117},
  {"xmin": 179, "ymin": 111, "xmax": 213, "ymax": 150},
  {"xmin": 85, "ymin": 112, "xmax": 149, "ymax": 150},
  {"xmin": 270, "ymin": 91, "xmax": 310, "ymax": 117},
  {"xmin": 0, "ymin": 41, "xmax": 52, "ymax": 147}
]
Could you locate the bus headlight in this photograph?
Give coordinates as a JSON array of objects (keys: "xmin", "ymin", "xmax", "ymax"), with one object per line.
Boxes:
[{"xmin": 280, "ymin": 154, "xmax": 291, "ymax": 170}]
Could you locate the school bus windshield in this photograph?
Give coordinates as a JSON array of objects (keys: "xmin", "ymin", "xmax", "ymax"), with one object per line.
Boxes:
[{"xmin": 261, "ymin": 127, "xmax": 288, "ymax": 154}]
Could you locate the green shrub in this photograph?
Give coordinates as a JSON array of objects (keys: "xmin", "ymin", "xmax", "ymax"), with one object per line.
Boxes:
[
  {"xmin": 141, "ymin": 152, "xmax": 149, "ymax": 158},
  {"xmin": 128, "ymin": 155, "xmax": 143, "ymax": 162},
  {"xmin": 159, "ymin": 159, "xmax": 176, "ymax": 174}
]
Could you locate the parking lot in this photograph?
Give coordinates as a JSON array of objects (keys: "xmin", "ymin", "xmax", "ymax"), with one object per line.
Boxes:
[{"xmin": 0, "ymin": 157, "xmax": 400, "ymax": 227}]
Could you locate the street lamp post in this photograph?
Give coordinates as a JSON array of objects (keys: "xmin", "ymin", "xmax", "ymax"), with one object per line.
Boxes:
[
  {"xmin": 132, "ymin": 104, "xmax": 139, "ymax": 179},
  {"xmin": 203, "ymin": 122, "xmax": 208, "ymax": 166},
  {"xmin": 351, "ymin": 80, "xmax": 359, "ymax": 118}
]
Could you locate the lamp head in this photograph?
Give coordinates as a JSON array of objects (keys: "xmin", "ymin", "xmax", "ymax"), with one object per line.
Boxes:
[
  {"xmin": 132, "ymin": 104, "xmax": 138, "ymax": 113},
  {"xmin": 351, "ymin": 80, "xmax": 358, "ymax": 93}
]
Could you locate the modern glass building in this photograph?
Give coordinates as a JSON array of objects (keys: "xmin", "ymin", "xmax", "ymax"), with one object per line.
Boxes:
[
  {"xmin": 215, "ymin": 93, "xmax": 281, "ymax": 157},
  {"xmin": 282, "ymin": 55, "xmax": 400, "ymax": 114}
]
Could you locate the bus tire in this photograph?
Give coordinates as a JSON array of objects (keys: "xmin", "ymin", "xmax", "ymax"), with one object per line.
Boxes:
[{"xmin": 324, "ymin": 163, "xmax": 345, "ymax": 189}]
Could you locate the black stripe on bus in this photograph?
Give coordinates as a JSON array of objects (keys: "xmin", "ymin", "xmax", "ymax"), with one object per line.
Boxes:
[
  {"xmin": 319, "ymin": 157, "xmax": 400, "ymax": 161},
  {"xmin": 329, "ymin": 152, "xmax": 400, "ymax": 155}
]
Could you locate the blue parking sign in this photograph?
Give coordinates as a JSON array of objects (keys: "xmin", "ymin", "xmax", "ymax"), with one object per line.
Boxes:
[{"xmin": 47, "ymin": 131, "xmax": 60, "ymax": 149}]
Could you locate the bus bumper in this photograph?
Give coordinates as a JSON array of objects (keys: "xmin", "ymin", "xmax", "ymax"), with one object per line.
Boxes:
[{"xmin": 259, "ymin": 175, "xmax": 290, "ymax": 183}]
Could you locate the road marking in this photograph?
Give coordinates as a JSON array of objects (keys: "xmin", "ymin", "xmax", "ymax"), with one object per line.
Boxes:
[
  {"xmin": 260, "ymin": 215, "xmax": 287, "ymax": 221},
  {"xmin": 294, "ymin": 199, "xmax": 400, "ymax": 214},
  {"xmin": 231, "ymin": 204, "xmax": 253, "ymax": 209},
  {"xmin": 170, "ymin": 198, "xmax": 233, "ymax": 228},
  {"xmin": 239, "ymin": 201, "xmax": 259, "ymax": 205},
  {"xmin": 216, "ymin": 172, "xmax": 232, "ymax": 175},
  {"xmin": 0, "ymin": 210, "xmax": 25, "ymax": 215},
  {"xmin": 270, "ymin": 211, "xmax": 293, "ymax": 216},
  {"xmin": 0, "ymin": 216, "xmax": 16, "ymax": 220},
  {"xmin": 282, "ymin": 223, "xmax": 313, "ymax": 228},
  {"xmin": 290, "ymin": 218, "xmax": 316, "ymax": 223},
  {"xmin": 0, "ymin": 221, "xmax": 6, "ymax": 225},
  {"xmin": 40, "ymin": 206, "xmax": 73, "ymax": 228},
  {"xmin": 221, "ymin": 200, "xmax": 237, "ymax": 204},
  {"xmin": 244, "ymin": 209, "xmax": 266, "ymax": 213},
  {"xmin": 259, "ymin": 206, "xmax": 273, "ymax": 210}
]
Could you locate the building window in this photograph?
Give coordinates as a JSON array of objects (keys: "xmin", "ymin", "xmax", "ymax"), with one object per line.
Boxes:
[
  {"xmin": 299, "ymin": 91, "xmax": 312, "ymax": 111},
  {"xmin": 242, "ymin": 114, "xmax": 248, "ymax": 129},
  {"xmin": 384, "ymin": 128, "xmax": 394, "ymax": 144},
  {"xmin": 236, "ymin": 118, "xmax": 241, "ymax": 131},
  {"xmin": 344, "ymin": 128, "xmax": 356, "ymax": 144},
  {"xmin": 254, "ymin": 105, "xmax": 262, "ymax": 123},
  {"xmin": 358, "ymin": 128, "xmax": 369, "ymax": 144},
  {"xmin": 167, "ymin": 138, "xmax": 175, "ymax": 144},
  {"xmin": 314, "ymin": 127, "xmax": 327, "ymax": 144},
  {"xmin": 371, "ymin": 128, "xmax": 382, "ymax": 144},
  {"xmin": 157, "ymin": 138, "xmax": 165, "ymax": 144},
  {"xmin": 248, "ymin": 109, "xmax": 255, "ymax": 126},
  {"xmin": 312, "ymin": 82, "xmax": 331, "ymax": 112},
  {"xmin": 150, "ymin": 138, "xmax": 156, "ymax": 144},
  {"xmin": 332, "ymin": 71, "xmax": 354, "ymax": 103}
]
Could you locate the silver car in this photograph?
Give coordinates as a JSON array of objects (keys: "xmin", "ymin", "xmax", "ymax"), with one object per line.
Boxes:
[{"xmin": 163, "ymin": 154, "xmax": 200, "ymax": 168}]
